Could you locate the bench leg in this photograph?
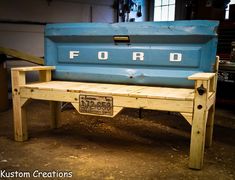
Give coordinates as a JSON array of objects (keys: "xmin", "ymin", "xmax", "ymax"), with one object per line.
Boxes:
[
  {"xmin": 205, "ymin": 104, "xmax": 215, "ymax": 147},
  {"xmin": 189, "ymin": 110, "xmax": 208, "ymax": 169},
  {"xmin": 189, "ymin": 80, "xmax": 209, "ymax": 169},
  {"xmin": 13, "ymin": 96, "xmax": 28, "ymax": 141},
  {"xmin": 50, "ymin": 101, "xmax": 61, "ymax": 129}
]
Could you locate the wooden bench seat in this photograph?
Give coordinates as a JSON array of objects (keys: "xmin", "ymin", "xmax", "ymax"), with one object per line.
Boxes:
[
  {"xmin": 11, "ymin": 57, "xmax": 219, "ymax": 170},
  {"xmin": 23, "ymin": 81, "xmax": 195, "ymax": 100}
]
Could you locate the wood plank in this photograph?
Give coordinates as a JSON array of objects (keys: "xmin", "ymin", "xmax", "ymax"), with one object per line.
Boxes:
[
  {"xmin": 0, "ymin": 46, "xmax": 44, "ymax": 65},
  {"xmin": 111, "ymin": 85, "xmax": 146, "ymax": 96},
  {"xmin": 22, "ymin": 81, "xmax": 195, "ymax": 101},
  {"xmin": 188, "ymin": 73, "xmax": 215, "ymax": 81},
  {"xmin": 39, "ymin": 70, "xmax": 52, "ymax": 82},
  {"xmin": 114, "ymin": 96, "xmax": 193, "ymax": 113},
  {"xmin": 12, "ymin": 66, "xmax": 55, "ymax": 72},
  {"xmin": 205, "ymin": 105, "xmax": 215, "ymax": 148},
  {"xmin": 205, "ymin": 56, "xmax": 219, "ymax": 148},
  {"xmin": 207, "ymin": 93, "xmax": 216, "ymax": 110},
  {"xmin": 79, "ymin": 84, "xmax": 125, "ymax": 95},
  {"xmin": 50, "ymin": 101, "xmax": 61, "ymax": 129},
  {"xmin": 20, "ymin": 88, "xmax": 194, "ymax": 113},
  {"xmin": 189, "ymin": 80, "xmax": 209, "ymax": 169},
  {"xmin": 11, "ymin": 70, "xmax": 28, "ymax": 141},
  {"xmin": 24, "ymin": 81, "xmax": 96, "ymax": 92},
  {"xmin": 20, "ymin": 97, "xmax": 31, "ymax": 107},
  {"xmin": 130, "ymin": 87, "xmax": 194, "ymax": 100},
  {"xmin": 180, "ymin": 112, "xmax": 192, "ymax": 125}
]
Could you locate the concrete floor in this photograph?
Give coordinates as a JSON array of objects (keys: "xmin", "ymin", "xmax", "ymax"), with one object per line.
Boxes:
[{"xmin": 0, "ymin": 100, "xmax": 235, "ymax": 180}]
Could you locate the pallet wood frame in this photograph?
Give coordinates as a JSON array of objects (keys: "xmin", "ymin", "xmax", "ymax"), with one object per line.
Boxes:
[{"xmin": 11, "ymin": 57, "xmax": 219, "ymax": 169}]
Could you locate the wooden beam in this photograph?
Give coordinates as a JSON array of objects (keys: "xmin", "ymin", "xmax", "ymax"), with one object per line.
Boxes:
[
  {"xmin": 50, "ymin": 101, "xmax": 61, "ymax": 129},
  {"xmin": 20, "ymin": 97, "xmax": 31, "ymax": 107},
  {"xmin": 189, "ymin": 80, "xmax": 209, "ymax": 169},
  {"xmin": 205, "ymin": 56, "xmax": 219, "ymax": 147},
  {"xmin": 39, "ymin": 70, "xmax": 52, "ymax": 82},
  {"xmin": 20, "ymin": 88, "xmax": 194, "ymax": 113},
  {"xmin": 12, "ymin": 66, "xmax": 55, "ymax": 72},
  {"xmin": 188, "ymin": 73, "xmax": 215, "ymax": 81},
  {"xmin": 0, "ymin": 47, "xmax": 44, "ymax": 65},
  {"xmin": 11, "ymin": 70, "xmax": 28, "ymax": 141},
  {"xmin": 207, "ymin": 93, "xmax": 216, "ymax": 110},
  {"xmin": 180, "ymin": 112, "xmax": 192, "ymax": 125}
]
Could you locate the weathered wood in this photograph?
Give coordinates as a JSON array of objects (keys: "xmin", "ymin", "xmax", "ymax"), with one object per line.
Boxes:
[
  {"xmin": 11, "ymin": 70, "xmax": 28, "ymax": 141},
  {"xmin": 38, "ymin": 67, "xmax": 58, "ymax": 129},
  {"xmin": 114, "ymin": 96, "xmax": 193, "ymax": 113},
  {"xmin": 39, "ymin": 70, "xmax": 52, "ymax": 82},
  {"xmin": 207, "ymin": 93, "xmax": 216, "ymax": 110},
  {"xmin": 189, "ymin": 80, "xmax": 209, "ymax": 169},
  {"xmin": 205, "ymin": 56, "xmax": 219, "ymax": 147},
  {"xmin": 21, "ymin": 81, "xmax": 195, "ymax": 101},
  {"xmin": 50, "ymin": 101, "xmax": 61, "ymax": 129},
  {"xmin": 180, "ymin": 112, "xmax": 192, "ymax": 125},
  {"xmin": 20, "ymin": 89, "xmax": 194, "ymax": 113},
  {"xmin": 205, "ymin": 105, "xmax": 215, "ymax": 147},
  {"xmin": 12, "ymin": 66, "xmax": 55, "ymax": 72},
  {"xmin": 11, "ymin": 65, "xmax": 218, "ymax": 169},
  {"xmin": 0, "ymin": 46, "xmax": 44, "ymax": 65},
  {"xmin": 188, "ymin": 73, "xmax": 215, "ymax": 81},
  {"xmin": 20, "ymin": 97, "xmax": 31, "ymax": 107},
  {"xmin": 11, "ymin": 66, "xmax": 56, "ymax": 140}
]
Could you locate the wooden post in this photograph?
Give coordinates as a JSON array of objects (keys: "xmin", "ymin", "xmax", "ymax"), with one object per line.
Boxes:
[
  {"xmin": 11, "ymin": 70, "xmax": 28, "ymax": 141},
  {"xmin": 189, "ymin": 79, "xmax": 209, "ymax": 169},
  {"xmin": 205, "ymin": 57, "xmax": 219, "ymax": 147},
  {"xmin": 50, "ymin": 101, "xmax": 61, "ymax": 129},
  {"xmin": 11, "ymin": 66, "xmax": 55, "ymax": 141},
  {"xmin": 39, "ymin": 69, "xmax": 61, "ymax": 128},
  {"xmin": 205, "ymin": 106, "xmax": 215, "ymax": 147},
  {"xmin": 39, "ymin": 70, "xmax": 51, "ymax": 82}
]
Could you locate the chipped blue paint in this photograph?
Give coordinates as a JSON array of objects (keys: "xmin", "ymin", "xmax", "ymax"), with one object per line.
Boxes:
[{"xmin": 45, "ymin": 20, "xmax": 218, "ymax": 87}]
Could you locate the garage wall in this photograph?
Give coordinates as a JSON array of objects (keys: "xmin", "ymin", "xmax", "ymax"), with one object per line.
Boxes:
[
  {"xmin": 0, "ymin": 0, "xmax": 115, "ymax": 57},
  {"xmin": 0, "ymin": 24, "xmax": 45, "ymax": 57}
]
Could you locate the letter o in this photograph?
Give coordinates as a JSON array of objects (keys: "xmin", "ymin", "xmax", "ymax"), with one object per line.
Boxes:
[{"xmin": 98, "ymin": 51, "xmax": 108, "ymax": 60}]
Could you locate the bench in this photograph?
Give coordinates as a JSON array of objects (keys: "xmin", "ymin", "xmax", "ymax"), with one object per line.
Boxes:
[{"xmin": 11, "ymin": 57, "xmax": 219, "ymax": 169}]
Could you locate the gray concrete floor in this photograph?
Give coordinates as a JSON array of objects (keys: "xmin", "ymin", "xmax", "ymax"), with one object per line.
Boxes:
[{"xmin": 0, "ymin": 100, "xmax": 235, "ymax": 180}]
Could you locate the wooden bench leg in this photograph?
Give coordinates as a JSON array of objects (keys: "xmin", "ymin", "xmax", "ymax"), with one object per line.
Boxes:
[
  {"xmin": 205, "ymin": 104, "xmax": 215, "ymax": 147},
  {"xmin": 50, "ymin": 101, "xmax": 61, "ymax": 129},
  {"xmin": 13, "ymin": 96, "xmax": 28, "ymax": 141},
  {"xmin": 189, "ymin": 80, "xmax": 209, "ymax": 169},
  {"xmin": 189, "ymin": 110, "xmax": 208, "ymax": 169},
  {"xmin": 11, "ymin": 66, "xmax": 55, "ymax": 141},
  {"xmin": 11, "ymin": 70, "xmax": 29, "ymax": 141}
]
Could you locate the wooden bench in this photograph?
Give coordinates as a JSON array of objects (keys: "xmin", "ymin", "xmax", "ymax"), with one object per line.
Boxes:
[{"xmin": 11, "ymin": 57, "xmax": 219, "ymax": 170}]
